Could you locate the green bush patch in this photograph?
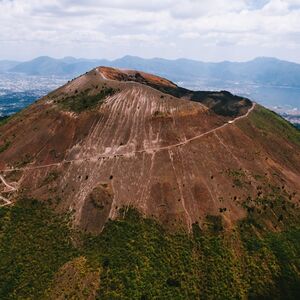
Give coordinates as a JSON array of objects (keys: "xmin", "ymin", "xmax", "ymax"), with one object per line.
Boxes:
[
  {"xmin": 55, "ymin": 87, "xmax": 118, "ymax": 113},
  {"xmin": 0, "ymin": 116, "xmax": 10, "ymax": 127},
  {"xmin": 0, "ymin": 141, "xmax": 11, "ymax": 153}
]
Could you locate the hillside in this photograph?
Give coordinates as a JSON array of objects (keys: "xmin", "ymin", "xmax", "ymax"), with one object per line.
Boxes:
[{"xmin": 0, "ymin": 67, "xmax": 299, "ymax": 299}]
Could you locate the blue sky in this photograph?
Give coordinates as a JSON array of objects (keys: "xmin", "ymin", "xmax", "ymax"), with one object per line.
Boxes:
[
  {"xmin": 1, "ymin": 0, "xmax": 300, "ymax": 62},
  {"xmin": 248, "ymin": 0, "xmax": 270, "ymax": 9}
]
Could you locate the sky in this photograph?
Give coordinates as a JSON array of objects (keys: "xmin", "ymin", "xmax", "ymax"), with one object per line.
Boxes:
[{"xmin": 1, "ymin": 0, "xmax": 300, "ymax": 62}]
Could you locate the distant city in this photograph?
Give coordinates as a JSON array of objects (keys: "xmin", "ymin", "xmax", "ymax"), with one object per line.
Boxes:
[{"xmin": 0, "ymin": 73, "xmax": 67, "ymax": 116}]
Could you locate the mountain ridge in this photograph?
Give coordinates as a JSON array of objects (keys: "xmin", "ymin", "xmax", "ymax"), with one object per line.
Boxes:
[{"xmin": 3, "ymin": 55, "xmax": 300, "ymax": 88}]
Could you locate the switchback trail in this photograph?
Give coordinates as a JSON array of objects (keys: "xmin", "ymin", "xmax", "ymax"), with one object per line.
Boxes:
[{"xmin": 0, "ymin": 174, "xmax": 17, "ymax": 207}]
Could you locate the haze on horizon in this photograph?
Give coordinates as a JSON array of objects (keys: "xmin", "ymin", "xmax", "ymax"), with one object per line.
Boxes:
[{"xmin": 1, "ymin": 0, "xmax": 300, "ymax": 63}]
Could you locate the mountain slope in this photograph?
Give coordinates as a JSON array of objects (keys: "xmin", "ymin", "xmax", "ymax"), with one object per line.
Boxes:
[
  {"xmin": 0, "ymin": 60, "xmax": 20, "ymax": 73},
  {"xmin": 0, "ymin": 67, "xmax": 299, "ymax": 299},
  {"xmin": 10, "ymin": 56, "xmax": 109, "ymax": 76},
  {"xmin": 0, "ymin": 66, "xmax": 299, "ymax": 231}
]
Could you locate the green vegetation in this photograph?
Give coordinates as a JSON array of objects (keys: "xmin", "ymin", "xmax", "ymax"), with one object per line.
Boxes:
[
  {"xmin": 42, "ymin": 170, "xmax": 60, "ymax": 185},
  {"xmin": 55, "ymin": 87, "xmax": 118, "ymax": 113},
  {"xmin": 15, "ymin": 153, "xmax": 33, "ymax": 168},
  {"xmin": 45, "ymin": 256, "xmax": 100, "ymax": 300},
  {"xmin": 225, "ymin": 168, "xmax": 246, "ymax": 188},
  {"xmin": 0, "ymin": 113, "xmax": 21, "ymax": 129},
  {"xmin": 84, "ymin": 209, "xmax": 300, "ymax": 300},
  {"xmin": 249, "ymin": 106, "xmax": 300, "ymax": 146},
  {"xmin": 239, "ymin": 219, "xmax": 300, "ymax": 299},
  {"xmin": 0, "ymin": 141, "xmax": 11, "ymax": 153},
  {"xmin": 225, "ymin": 168, "xmax": 245, "ymax": 178},
  {"xmin": 84, "ymin": 208, "xmax": 200, "ymax": 299},
  {"xmin": 0, "ymin": 200, "xmax": 77, "ymax": 299},
  {"xmin": 0, "ymin": 116, "xmax": 9, "ymax": 127},
  {"xmin": 0, "ymin": 201, "xmax": 299, "ymax": 299}
]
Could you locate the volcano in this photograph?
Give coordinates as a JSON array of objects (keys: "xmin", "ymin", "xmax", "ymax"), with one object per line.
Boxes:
[
  {"xmin": 0, "ymin": 67, "xmax": 299, "ymax": 299},
  {"xmin": 0, "ymin": 67, "xmax": 299, "ymax": 231}
]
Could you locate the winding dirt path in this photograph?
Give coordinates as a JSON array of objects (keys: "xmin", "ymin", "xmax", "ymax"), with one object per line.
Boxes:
[{"xmin": 0, "ymin": 175, "xmax": 17, "ymax": 207}]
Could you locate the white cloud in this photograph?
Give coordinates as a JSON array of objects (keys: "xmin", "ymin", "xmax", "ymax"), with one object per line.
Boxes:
[
  {"xmin": 262, "ymin": 0, "xmax": 290, "ymax": 14},
  {"xmin": 0, "ymin": 0, "xmax": 300, "ymax": 62},
  {"xmin": 170, "ymin": 0, "xmax": 248, "ymax": 19}
]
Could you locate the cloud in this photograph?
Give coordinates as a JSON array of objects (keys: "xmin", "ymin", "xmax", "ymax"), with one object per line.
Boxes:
[
  {"xmin": 169, "ymin": 0, "xmax": 248, "ymax": 19},
  {"xmin": 0, "ymin": 0, "xmax": 300, "ymax": 62}
]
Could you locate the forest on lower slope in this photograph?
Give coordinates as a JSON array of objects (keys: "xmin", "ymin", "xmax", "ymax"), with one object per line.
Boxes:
[{"xmin": 0, "ymin": 199, "xmax": 299, "ymax": 300}]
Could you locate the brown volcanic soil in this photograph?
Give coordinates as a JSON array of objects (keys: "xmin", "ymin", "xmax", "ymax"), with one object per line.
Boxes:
[{"xmin": 0, "ymin": 67, "xmax": 299, "ymax": 233}]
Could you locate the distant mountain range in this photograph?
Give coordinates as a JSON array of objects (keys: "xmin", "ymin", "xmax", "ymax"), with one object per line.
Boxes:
[
  {"xmin": 2, "ymin": 56, "xmax": 300, "ymax": 88},
  {"xmin": 0, "ymin": 60, "xmax": 20, "ymax": 72}
]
